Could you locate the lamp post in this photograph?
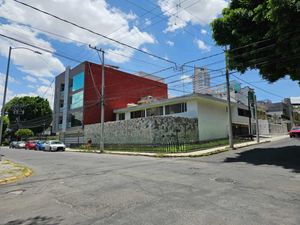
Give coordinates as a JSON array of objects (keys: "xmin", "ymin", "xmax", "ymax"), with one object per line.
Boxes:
[{"xmin": 0, "ymin": 46, "xmax": 41, "ymax": 146}]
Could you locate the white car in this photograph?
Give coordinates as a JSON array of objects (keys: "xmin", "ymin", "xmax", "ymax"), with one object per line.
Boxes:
[{"xmin": 44, "ymin": 140, "xmax": 66, "ymax": 152}]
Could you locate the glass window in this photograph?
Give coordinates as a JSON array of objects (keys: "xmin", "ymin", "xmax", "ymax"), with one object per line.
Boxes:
[
  {"xmin": 146, "ymin": 106, "xmax": 163, "ymax": 117},
  {"xmin": 131, "ymin": 110, "xmax": 145, "ymax": 119},
  {"xmin": 71, "ymin": 91, "xmax": 83, "ymax": 109},
  {"xmin": 69, "ymin": 111, "xmax": 83, "ymax": 127},
  {"xmin": 118, "ymin": 113, "xmax": 125, "ymax": 120},
  {"xmin": 165, "ymin": 103, "xmax": 187, "ymax": 115},
  {"xmin": 238, "ymin": 108, "xmax": 250, "ymax": 117},
  {"xmin": 72, "ymin": 72, "xmax": 84, "ymax": 92}
]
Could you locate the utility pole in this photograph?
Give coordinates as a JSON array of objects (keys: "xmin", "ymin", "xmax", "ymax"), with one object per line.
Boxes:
[
  {"xmin": 0, "ymin": 47, "xmax": 11, "ymax": 146},
  {"xmin": 254, "ymin": 94, "xmax": 260, "ymax": 143},
  {"xmin": 89, "ymin": 45, "xmax": 105, "ymax": 152},
  {"xmin": 225, "ymin": 46, "xmax": 234, "ymax": 149},
  {"xmin": 248, "ymin": 90, "xmax": 254, "ymax": 140}
]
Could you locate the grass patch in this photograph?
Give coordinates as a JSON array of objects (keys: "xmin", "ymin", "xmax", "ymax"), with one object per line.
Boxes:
[{"xmin": 71, "ymin": 138, "xmax": 249, "ymax": 154}]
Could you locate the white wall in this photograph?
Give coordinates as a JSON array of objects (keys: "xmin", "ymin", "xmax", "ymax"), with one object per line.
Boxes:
[
  {"xmin": 231, "ymin": 104, "xmax": 254, "ymax": 125},
  {"xmin": 197, "ymin": 99, "xmax": 228, "ymax": 141}
]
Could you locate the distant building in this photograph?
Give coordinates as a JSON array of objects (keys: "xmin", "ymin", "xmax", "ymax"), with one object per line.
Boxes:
[{"xmin": 193, "ymin": 67, "xmax": 210, "ymax": 94}]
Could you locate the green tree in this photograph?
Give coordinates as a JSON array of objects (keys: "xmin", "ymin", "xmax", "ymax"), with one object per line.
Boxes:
[
  {"xmin": 15, "ymin": 128, "xmax": 34, "ymax": 140},
  {"xmin": 211, "ymin": 0, "xmax": 300, "ymax": 83},
  {"xmin": 4, "ymin": 96, "xmax": 52, "ymax": 134},
  {"xmin": 0, "ymin": 115, "xmax": 9, "ymax": 141}
]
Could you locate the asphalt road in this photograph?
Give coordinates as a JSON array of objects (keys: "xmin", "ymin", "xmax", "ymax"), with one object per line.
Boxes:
[{"xmin": 0, "ymin": 137, "xmax": 299, "ymax": 225}]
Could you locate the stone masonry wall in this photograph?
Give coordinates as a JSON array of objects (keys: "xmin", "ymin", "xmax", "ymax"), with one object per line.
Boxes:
[{"xmin": 84, "ymin": 116, "xmax": 199, "ymax": 144}]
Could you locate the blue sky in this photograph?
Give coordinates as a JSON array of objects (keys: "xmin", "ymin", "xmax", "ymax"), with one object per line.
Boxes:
[{"xmin": 0, "ymin": 0, "xmax": 299, "ymax": 109}]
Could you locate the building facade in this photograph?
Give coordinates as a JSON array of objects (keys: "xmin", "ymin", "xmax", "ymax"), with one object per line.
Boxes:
[
  {"xmin": 114, "ymin": 93, "xmax": 255, "ymax": 141},
  {"xmin": 53, "ymin": 61, "xmax": 168, "ymax": 133}
]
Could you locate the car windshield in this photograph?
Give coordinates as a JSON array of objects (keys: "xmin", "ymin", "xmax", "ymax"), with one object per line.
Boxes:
[
  {"xmin": 51, "ymin": 141, "xmax": 62, "ymax": 144},
  {"xmin": 292, "ymin": 127, "xmax": 300, "ymax": 130}
]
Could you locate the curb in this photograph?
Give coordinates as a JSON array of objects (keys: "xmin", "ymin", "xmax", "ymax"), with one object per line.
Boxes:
[
  {"xmin": 0, "ymin": 160, "xmax": 33, "ymax": 185},
  {"xmin": 66, "ymin": 136, "xmax": 287, "ymax": 158}
]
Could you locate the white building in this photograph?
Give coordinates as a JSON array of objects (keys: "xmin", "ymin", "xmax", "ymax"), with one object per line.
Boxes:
[{"xmin": 114, "ymin": 93, "xmax": 254, "ymax": 141}]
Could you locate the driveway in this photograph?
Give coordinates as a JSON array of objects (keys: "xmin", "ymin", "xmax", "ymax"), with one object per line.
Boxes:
[{"xmin": 0, "ymin": 137, "xmax": 299, "ymax": 225}]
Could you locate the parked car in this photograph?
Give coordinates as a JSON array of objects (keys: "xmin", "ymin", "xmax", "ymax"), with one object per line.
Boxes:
[
  {"xmin": 16, "ymin": 141, "xmax": 26, "ymax": 149},
  {"xmin": 289, "ymin": 126, "xmax": 300, "ymax": 138},
  {"xmin": 25, "ymin": 141, "xmax": 38, "ymax": 150},
  {"xmin": 36, "ymin": 140, "xmax": 46, "ymax": 151},
  {"xmin": 44, "ymin": 140, "xmax": 66, "ymax": 151},
  {"xmin": 9, "ymin": 141, "xmax": 18, "ymax": 148}
]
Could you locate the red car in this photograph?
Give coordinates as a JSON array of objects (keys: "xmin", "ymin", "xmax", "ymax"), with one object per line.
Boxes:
[
  {"xmin": 25, "ymin": 141, "xmax": 37, "ymax": 150},
  {"xmin": 289, "ymin": 127, "xmax": 300, "ymax": 138}
]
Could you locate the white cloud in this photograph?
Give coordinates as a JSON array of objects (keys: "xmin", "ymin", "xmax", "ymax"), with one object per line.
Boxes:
[
  {"xmin": 166, "ymin": 40, "xmax": 174, "ymax": 47},
  {"xmin": 0, "ymin": 0, "xmax": 155, "ymax": 64},
  {"xmin": 180, "ymin": 74, "xmax": 193, "ymax": 84},
  {"xmin": 201, "ymin": 29, "xmax": 208, "ymax": 35},
  {"xmin": 158, "ymin": 0, "xmax": 227, "ymax": 32},
  {"xmin": 0, "ymin": 23, "xmax": 65, "ymax": 78},
  {"xmin": 36, "ymin": 85, "xmax": 55, "ymax": 109},
  {"xmin": 27, "ymin": 84, "xmax": 35, "ymax": 89},
  {"xmin": 145, "ymin": 18, "xmax": 152, "ymax": 26},
  {"xmin": 23, "ymin": 75, "xmax": 38, "ymax": 83},
  {"xmin": 196, "ymin": 39, "xmax": 211, "ymax": 51}
]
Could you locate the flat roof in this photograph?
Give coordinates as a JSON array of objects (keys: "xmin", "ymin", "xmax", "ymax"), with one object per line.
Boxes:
[{"xmin": 114, "ymin": 93, "xmax": 229, "ymax": 113}]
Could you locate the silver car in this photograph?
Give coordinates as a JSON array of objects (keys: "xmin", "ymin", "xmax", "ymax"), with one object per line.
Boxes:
[{"xmin": 44, "ymin": 140, "xmax": 66, "ymax": 151}]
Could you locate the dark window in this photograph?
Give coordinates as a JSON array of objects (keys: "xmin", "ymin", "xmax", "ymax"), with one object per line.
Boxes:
[
  {"xmin": 60, "ymin": 83, "xmax": 65, "ymax": 92},
  {"xmin": 69, "ymin": 111, "xmax": 83, "ymax": 127},
  {"xmin": 238, "ymin": 108, "xmax": 250, "ymax": 117},
  {"xmin": 131, "ymin": 110, "xmax": 145, "ymax": 119},
  {"xmin": 118, "ymin": 113, "xmax": 125, "ymax": 120},
  {"xmin": 165, "ymin": 103, "xmax": 187, "ymax": 115},
  {"xmin": 146, "ymin": 106, "xmax": 163, "ymax": 117}
]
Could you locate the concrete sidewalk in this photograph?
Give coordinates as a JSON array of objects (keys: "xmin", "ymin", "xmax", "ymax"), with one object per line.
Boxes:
[
  {"xmin": 0, "ymin": 159, "xmax": 32, "ymax": 184},
  {"xmin": 67, "ymin": 135, "xmax": 288, "ymax": 157}
]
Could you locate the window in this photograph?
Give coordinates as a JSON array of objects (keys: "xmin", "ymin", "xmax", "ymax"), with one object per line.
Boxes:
[
  {"xmin": 118, "ymin": 113, "xmax": 125, "ymax": 120},
  {"xmin": 131, "ymin": 110, "xmax": 145, "ymax": 119},
  {"xmin": 60, "ymin": 83, "xmax": 65, "ymax": 92},
  {"xmin": 238, "ymin": 108, "xmax": 250, "ymax": 117},
  {"xmin": 146, "ymin": 106, "xmax": 163, "ymax": 117},
  {"xmin": 72, "ymin": 72, "xmax": 84, "ymax": 92},
  {"xmin": 69, "ymin": 111, "xmax": 83, "ymax": 127},
  {"xmin": 70, "ymin": 91, "xmax": 83, "ymax": 109},
  {"xmin": 165, "ymin": 103, "xmax": 187, "ymax": 115}
]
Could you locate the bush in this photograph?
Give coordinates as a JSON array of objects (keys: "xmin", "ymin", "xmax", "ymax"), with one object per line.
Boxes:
[{"xmin": 15, "ymin": 129, "xmax": 34, "ymax": 140}]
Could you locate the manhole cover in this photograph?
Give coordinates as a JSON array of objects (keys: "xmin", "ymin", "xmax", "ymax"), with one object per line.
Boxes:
[
  {"xmin": 7, "ymin": 189, "xmax": 25, "ymax": 195},
  {"xmin": 214, "ymin": 177, "xmax": 236, "ymax": 184}
]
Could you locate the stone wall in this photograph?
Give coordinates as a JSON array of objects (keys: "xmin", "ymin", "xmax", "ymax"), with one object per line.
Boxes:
[
  {"xmin": 84, "ymin": 116, "xmax": 199, "ymax": 144},
  {"xmin": 269, "ymin": 123, "xmax": 288, "ymax": 134}
]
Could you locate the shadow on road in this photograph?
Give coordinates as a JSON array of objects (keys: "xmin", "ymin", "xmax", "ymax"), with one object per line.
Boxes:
[
  {"xmin": 2, "ymin": 216, "xmax": 62, "ymax": 225},
  {"xmin": 224, "ymin": 145, "xmax": 300, "ymax": 173}
]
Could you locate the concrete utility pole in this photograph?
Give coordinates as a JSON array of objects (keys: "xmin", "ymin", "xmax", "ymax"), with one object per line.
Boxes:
[
  {"xmin": 89, "ymin": 45, "xmax": 105, "ymax": 152},
  {"xmin": 254, "ymin": 94, "xmax": 260, "ymax": 143},
  {"xmin": 225, "ymin": 46, "xmax": 234, "ymax": 149}
]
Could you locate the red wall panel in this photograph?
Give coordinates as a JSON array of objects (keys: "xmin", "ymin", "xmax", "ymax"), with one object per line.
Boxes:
[{"xmin": 83, "ymin": 62, "xmax": 168, "ymax": 124}]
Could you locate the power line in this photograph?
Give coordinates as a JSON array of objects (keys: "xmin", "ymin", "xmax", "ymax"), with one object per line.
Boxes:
[
  {"xmin": 0, "ymin": 33, "xmax": 82, "ymax": 63},
  {"xmin": 13, "ymin": 0, "xmax": 177, "ymax": 65}
]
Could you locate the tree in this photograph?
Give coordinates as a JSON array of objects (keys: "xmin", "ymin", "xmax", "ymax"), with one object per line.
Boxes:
[
  {"xmin": 0, "ymin": 116, "xmax": 9, "ymax": 141},
  {"xmin": 15, "ymin": 128, "xmax": 34, "ymax": 140},
  {"xmin": 211, "ymin": 0, "xmax": 300, "ymax": 83},
  {"xmin": 4, "ymin": 96, "xmax": 52, "ymax": 134}
]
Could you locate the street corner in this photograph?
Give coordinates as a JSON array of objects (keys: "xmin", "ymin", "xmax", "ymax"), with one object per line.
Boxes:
[{"xmin": 0, "ymin": 159, "xmax": 33, "ymax": 185}]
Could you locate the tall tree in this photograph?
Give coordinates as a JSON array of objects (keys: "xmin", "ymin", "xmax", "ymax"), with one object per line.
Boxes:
[
  {"xmin": 4, "ymin": 96, "xmax": 52, "ymax": 134},
  {"xmin": 211, "ymin": 0, "xmax": 300, "ymax": 83}
]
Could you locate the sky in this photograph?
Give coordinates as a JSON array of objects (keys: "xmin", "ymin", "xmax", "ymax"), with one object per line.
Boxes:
[{"xmin": 0, "ymin": 0, "xmax": 299, "ymax": 110}]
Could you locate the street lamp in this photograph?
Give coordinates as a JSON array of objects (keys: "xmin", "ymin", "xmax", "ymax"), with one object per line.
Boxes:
[{"xmin": 0, "ymin": 46, "xmax": 42, "ymax": 146}]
